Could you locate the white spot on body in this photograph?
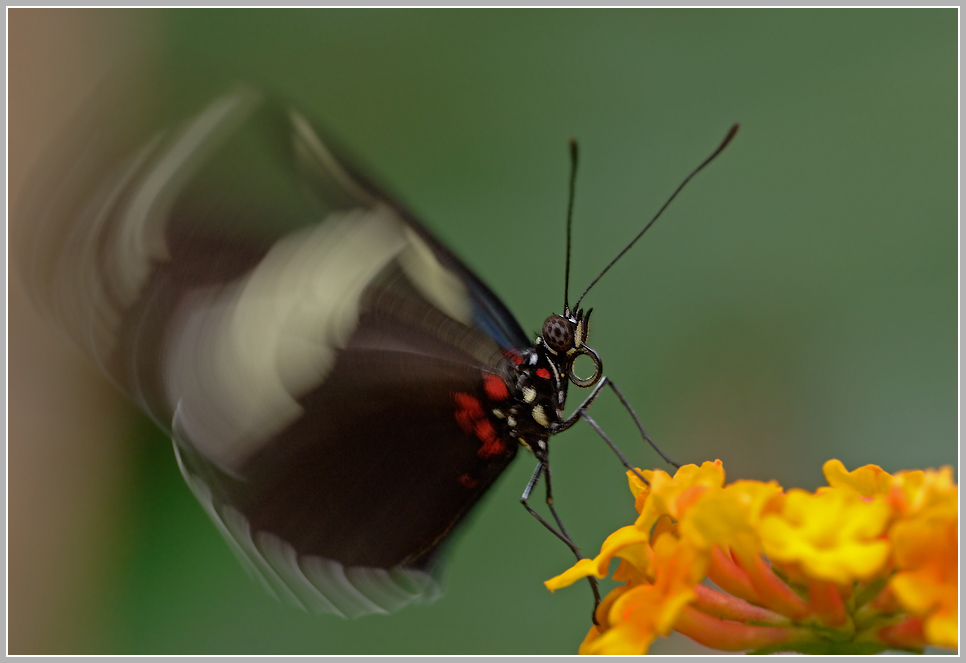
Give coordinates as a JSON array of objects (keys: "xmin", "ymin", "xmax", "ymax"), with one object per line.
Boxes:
[
  {"xmin": 522, "ymin": 386, "xmax": 536, "ymax": 403},
  {"xmin": 547, "ymin": 361, "xmax": 560, "ymax": 381},
  {"xmin": 532, "ymin": 405, "xmax": 549, "ymax": 428}
]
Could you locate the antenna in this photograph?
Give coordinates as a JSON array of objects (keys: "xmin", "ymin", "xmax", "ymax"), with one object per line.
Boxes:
[
  {"xmin": 573, "ymin": 123, "xmax": 739, "ymax": 311},
  {"xmin": 563, "ymin": 138, "xmax": 578, "ymax": 314}
]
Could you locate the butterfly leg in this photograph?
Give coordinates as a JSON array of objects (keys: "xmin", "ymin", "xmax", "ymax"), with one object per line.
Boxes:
[
  {"xmin": 520, "ymin": 461, "xmax": 580, "ymax": 555},
  {"xmin": 558, "ymin": 376, "xmax": 680, "ymax": 470},
  {"xmin": 601, "ymin": 378, "xmax": 680, "ymax": 469},
  {"xmin": 541, "ymin": 458, "xmax": 576, "ymax": 544},
  {"xmin": 520, "ymin": 460, "xmax": 602, "ymax": 613}
]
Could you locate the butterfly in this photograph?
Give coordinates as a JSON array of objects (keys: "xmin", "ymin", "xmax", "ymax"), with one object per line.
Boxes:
[{"xmin": 17, "ymin": 84, "xmax": 736, "ymax": 619}]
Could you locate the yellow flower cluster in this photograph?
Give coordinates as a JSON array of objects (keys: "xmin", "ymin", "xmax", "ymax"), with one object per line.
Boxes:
[{"xmin": 545, "ymin": 460, "xmax": 958, "ymax": 655}]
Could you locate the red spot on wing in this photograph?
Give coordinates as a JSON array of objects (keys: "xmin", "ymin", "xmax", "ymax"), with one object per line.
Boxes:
[
  {"xmin": 459, "ymin": 473, "xmax": 480, "ymax": 489},
  {"xmin": 452, "ymin": 391, "xmax": 508, "ymax": 459},
  {"xmin": 483, "ymin": 373, "xmax": 510, "ymax": 401},
  {"xmin": 474, "ymin": 419, "xmax": 497, "ymax": 444},
  {"xmin": 474, "ymin": 418, "xmax": 506, "ymax": 457},
  {"xmin": 535, "ymin": 368, "xmax": 551, "ymax": 380},
  {"xmin": 477, "ymin": 437, "xmax": 506, "ymax": 459},
  {"xmin": 454, "ymin": 409, "xmax": 475, "ymax": 435},
  {"xmin": 453, "ymin": 392, "xmax": 483, "ymax": 419},
  {"xmin": 503, "ymin": 350, "xmax": 524, "ymax": 366}
]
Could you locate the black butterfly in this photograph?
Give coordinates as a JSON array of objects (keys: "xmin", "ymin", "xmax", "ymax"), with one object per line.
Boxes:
[{"xmin": 17, "ymin": 85, "xmax": 736, "ymax": 619}]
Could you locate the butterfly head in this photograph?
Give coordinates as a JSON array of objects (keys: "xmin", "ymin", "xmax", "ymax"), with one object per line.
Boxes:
[{"xmin": 539, "ymin": 308, "xmax": 602, "ymax": 388}]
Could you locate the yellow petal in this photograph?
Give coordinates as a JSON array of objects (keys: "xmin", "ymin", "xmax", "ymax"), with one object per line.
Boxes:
[
  {"xmin": 634, "ymin": 460, "xmax": 726, "ymax": 535},
  {"xmin": 627, "ymin": 468, "xmax": 652, "ymax": 514},
  {"xmin": 924, "ymin": 608, "xmax": 959, "ymax": 650},
  {"xmin": 822, "ymin": 459, "xmax": 893, "ymax": 497},
  {"xmin": 760, "ymin": 489, "xmax": 892, "ymax": 584},
  {"xmin": 545, "ymin": 558, "xmax": 603, "ymax": 592},
  {"xmin": 889, "ymin": 501, "xmax": 958, "ymax": 649},
  {"xmin": 891, "ymin": 466, "xmax": 957, "ymax": 515},
  {"xmin": 679, "ymin": 480, "xmax": 782, "ymax": 556},
  {"xmin": 545, "ymin": 526, "xmax": 652, "ymax": 591}
]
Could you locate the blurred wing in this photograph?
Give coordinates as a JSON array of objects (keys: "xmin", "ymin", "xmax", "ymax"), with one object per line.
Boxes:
[{"xmin": 16, "ymin": 86, "xmax": 530, "ymax": 617}]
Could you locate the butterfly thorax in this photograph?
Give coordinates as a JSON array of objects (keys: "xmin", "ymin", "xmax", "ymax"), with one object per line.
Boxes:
[{"xmin": 456, "ymin": 308, "xmax": 602, "ymax": 464}]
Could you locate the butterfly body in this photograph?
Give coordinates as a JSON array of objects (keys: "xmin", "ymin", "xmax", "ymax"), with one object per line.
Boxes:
[
  {"xmin": 18, "ymin": 87, "xmax": 607, "ymax": 618},
  {"xmin": 19, "ymin": 84, "xmax": 732, "ymax": 620}
]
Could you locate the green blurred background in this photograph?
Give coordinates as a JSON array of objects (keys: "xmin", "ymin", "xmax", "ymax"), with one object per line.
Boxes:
[{"xmin": 9, "ymin": 8, "xmax": 957, "ymax": 655}]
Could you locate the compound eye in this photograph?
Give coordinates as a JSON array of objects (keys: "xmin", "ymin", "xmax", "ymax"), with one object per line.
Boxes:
[{"xmin": 542, "ymin": 315, "xmax": 573, "ymax": 353}]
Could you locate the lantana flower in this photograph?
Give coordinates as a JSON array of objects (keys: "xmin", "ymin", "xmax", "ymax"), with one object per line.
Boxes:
[{"xmin": 546, "ymin": 459, "xmax": 958, "ymax": 655}]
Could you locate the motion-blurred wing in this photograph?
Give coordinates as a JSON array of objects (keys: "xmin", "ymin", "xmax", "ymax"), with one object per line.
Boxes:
[{"xmin": 17, "ymin": 86, "xmax": 530, "ymax": 617}]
